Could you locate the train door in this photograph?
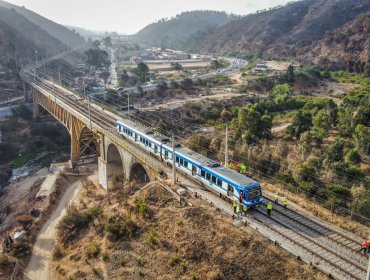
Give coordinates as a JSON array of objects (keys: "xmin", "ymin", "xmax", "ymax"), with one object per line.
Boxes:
[
  {"xmin": 192, "ymin": 165, "xmax": 197, "ymax": 176},
  {"xmin": 134, "ymin": 133, "xmax": 138, "ymax": 142},
  {"xmin": 164, "ymin": 150, "xmax": 168, "ymax": 160},
  {"xmin": 227, "ymin": 184, "xmax": 234, "ymax": 197},
  {"xmin": 154, "ymin": 145, "xmax": 158, "ymax": 154}
]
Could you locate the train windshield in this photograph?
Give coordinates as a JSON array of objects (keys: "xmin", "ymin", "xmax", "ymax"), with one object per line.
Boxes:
[{"xmin": 247, "ymin": 186, "xmax": 261, "ymax": 200}]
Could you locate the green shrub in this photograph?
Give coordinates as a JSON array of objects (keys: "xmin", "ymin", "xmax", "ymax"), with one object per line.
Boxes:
[
  {"xmin": 179, "ymin": 261, "xmax": 188, "ymax": 273},
  {"xmin": 105, "ymin": 215, "xmax": 138, "ymax": 240},
  {"xmin": 0, "ymin": 253, "xmax": 9, "ymax": 267},
  {"xmin": 52, "ymin": 245, "xmax": 63, "ymax": 260},
  {"xmin": 85, "ymin": 242, "xmax": 101, "ymax": 258},
  {"xmin": 58, "ymin": 205, "xmax": 102, "ymax": 240},
  {"xmin": 101, "ymin": 252, "xmax": 110, "ymax": 262},
  {"xmin": 135, "ymin": 198, "xmax": 148, "ymax": 217},
  {"xmin": 148, "ymin": 229, "xmax": 158, "ymax": 245},
  {"xmin": 171, "ymin": 255, "xmax": 181, "ymax": 265}
]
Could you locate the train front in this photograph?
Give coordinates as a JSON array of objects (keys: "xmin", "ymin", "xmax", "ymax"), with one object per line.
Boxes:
[{"xmin": 243, "ymin": 183, "xmax": 263, "ymax": 208}]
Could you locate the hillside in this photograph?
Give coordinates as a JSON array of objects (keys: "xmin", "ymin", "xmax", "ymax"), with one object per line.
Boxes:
[
  {"xmin": 182, "ymin": 0, "xmax": 370, "ymax": 67},
  {"xmin": 0, "ymin": 0, "xmax": 85, "ymax": 48},
  {"xmin": 298, "ymin": 12, "xmax": 370, "ymax": 70},
  {"xmin": 51, "ymin": 181, "xmax": 327, "ymax": 280},
  {"xmin": 0, "ymin": 20, "xmax": 38, "ymax": 71},
  {"xmin": 133, "ymin": 11, "xmax": 238, "ymax": 48}
]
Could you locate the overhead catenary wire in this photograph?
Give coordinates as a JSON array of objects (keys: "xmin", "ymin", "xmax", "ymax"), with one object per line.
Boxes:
[{"xmin": 36, "ymin": 68, "xmax": 367, "ymax": 191}]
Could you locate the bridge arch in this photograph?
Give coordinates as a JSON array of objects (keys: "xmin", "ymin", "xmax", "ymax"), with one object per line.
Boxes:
[
  {"xmin": 106, "ymin": 143, "xmax": 124, "ymax": 188},
  {"xmin": 129, "ymin": 162, "xmax": 150, "ymax": 185}
]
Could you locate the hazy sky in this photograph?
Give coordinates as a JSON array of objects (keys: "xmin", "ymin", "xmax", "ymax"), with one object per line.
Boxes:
[{"xmin": 6, "ymin": 0, "xmax": 291, "ymax": 34}]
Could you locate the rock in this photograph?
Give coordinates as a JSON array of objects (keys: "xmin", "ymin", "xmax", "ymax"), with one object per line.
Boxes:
[{"xmin": 176, "ymin": 188, "xmax": 186, "ymax": 196}]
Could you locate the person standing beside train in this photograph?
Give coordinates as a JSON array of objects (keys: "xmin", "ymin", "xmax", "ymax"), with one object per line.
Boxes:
[
  {"xmin": 266, "ymin": 202, "xmax": 273, "ymax": 216},
  {"xmin": 233, "ymin": 200, "xmax": 237, "ymax": 214},
  {"xmin": 239, "ymin": 191, "xmax": 244, "ymax": 203}
]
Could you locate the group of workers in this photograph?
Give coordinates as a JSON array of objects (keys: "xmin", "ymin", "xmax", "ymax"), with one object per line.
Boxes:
[
  {"xmin": 232, "ymin": 191, "xmax": 289, "ymax": 217},
  {"xmin": 359, "ymin": 238, "xmax": 370, "ymax": 255},
  {"xmin": 233, "ymin": 200, "xmax": 249, "ymax": 216},
  {"xmin": 266, "ymin": 192, "xmax": 288, "ymax": 216}
]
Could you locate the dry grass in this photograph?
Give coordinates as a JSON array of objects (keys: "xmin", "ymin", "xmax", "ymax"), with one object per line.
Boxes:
[{"xmin": 52, "ymin": 182, "xmax": 328, "ymax": 280}]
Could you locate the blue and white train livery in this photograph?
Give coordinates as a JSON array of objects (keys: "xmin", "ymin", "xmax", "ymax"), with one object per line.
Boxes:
[{"xmin": 115, "ymin": 119, "xmax": 263, "ymax": 208}]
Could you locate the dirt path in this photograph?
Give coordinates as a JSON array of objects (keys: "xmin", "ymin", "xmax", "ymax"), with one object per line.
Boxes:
[
  {"xmin": 272, "ymin": 122, "xmax": 291, "ymax": 133},
  {"xmin": 23, "ymin": 176, "xmax": 90, "ymax": 280}
]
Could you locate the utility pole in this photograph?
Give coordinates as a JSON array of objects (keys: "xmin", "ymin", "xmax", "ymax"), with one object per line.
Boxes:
[
  {"xmin": 82, "ymin": 77, "xmax": 86, "ymax": 100},
  {"xmin": 172, "ymin": 134, "xmax": 176, "ymax": 185},
  {"xmin": 52, "ymin": 77, "xmax": 56, "ymax": 102},
  {"xmin": 58, "ymin": 67, "xmax": 61, "ymax": 85},
  {"xmin": 88, "ymin": 95, "xmax": 92, "ymax": 130},
  {"xmin": 224, "ymin": 123, "xmax": 228, "ymax": 167},
  {"xmin": 248, "ymin": 145, "xmax": 254, "ymax": 173},
  {"xmin": 34, "ymin": 49, "xmax": 38, "ymax": 66},
  {"xmin": 127, "ymin": 92, "xmax": 130, "ymax": 119}
]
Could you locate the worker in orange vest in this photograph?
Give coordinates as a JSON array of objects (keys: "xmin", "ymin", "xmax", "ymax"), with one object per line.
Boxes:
[{"xmin": 359, "ymin": 240, "xmax": 369, "ymax": 255}]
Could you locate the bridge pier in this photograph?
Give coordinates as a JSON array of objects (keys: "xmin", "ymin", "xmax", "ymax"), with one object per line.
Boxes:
[{"xmin": 98, "ymin": 157, "xmax": 108, "ymax": 189}]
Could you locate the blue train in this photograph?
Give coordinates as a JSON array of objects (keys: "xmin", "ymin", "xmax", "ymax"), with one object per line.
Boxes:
[{"xmin": 115, "ymin": 119, "xmax": 263, "ymax": 208}]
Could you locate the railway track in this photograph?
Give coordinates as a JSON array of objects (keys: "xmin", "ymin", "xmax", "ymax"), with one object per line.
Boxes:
[
  {"xmin": 24, "ymin": 70, "xmax": 369, "ymax": 280},
  {"xmin": 253, "ymin": 204, "xmax": 367, "ymax": 280},
  {"xmin": 263, "ymin": 196, "xmax": 364, "ymax": 253}
]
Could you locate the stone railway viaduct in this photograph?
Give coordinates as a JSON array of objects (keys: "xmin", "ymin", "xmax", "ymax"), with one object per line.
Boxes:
[{"xmin": 24, "ymin": 71, "xmax": 164, "ymax": 190}]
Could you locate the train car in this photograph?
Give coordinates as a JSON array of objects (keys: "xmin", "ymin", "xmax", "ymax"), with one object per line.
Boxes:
[{"xmin": 115, "ymin": 119, "xmax": 263, "ymax": 208}]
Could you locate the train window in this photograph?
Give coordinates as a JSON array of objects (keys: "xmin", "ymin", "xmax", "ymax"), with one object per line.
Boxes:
[
  {"xmin": 176, "ymin": 156, "xmax": 179, "ymax": 163},
  {"xmin": 248, "ymin": 187, "xmax": 261, "ymax": 200},
  {"xmin": 201, "ymin": 170, "xmax": 205, "ymax": 177},
  {"xmin": 180, "ymin": 159, "xmax": 183, "ymax": 165},
  {"xmin": 184, "ymin": 161, "xmax": 188, "ymax": 168},
  {"xmin": 212, "ymin": 176, "xmax": 216, "ymax": 184},
  {"xmin": 206, "ymin": 173, "xmax": 211, "ymax": 181},
  {"xmin": 164, "ymin": 150, "xmax": 168, "ymax": 159},
  {"xmin": 217, "ymin": 179, "xmax": 222, "ymax": 187}
]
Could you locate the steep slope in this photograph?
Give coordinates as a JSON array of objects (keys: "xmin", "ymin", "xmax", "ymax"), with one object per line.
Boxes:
[
  {"xmin": 133, "ymin": 11, "xmax": 238, "ymax": 47},
  {"xmin": 298, "ymin": 12, "xmax": 370, "ymax": 69},
  {"xmin": 0, "ymin": 7, "xmax": 67, "ymax": 55},
  {"xmin": 0, "ymin": 0, "xmax": 85, "ymax": 48},
  {"xmin": 0, "ymin": 19, "xmax": 38, "ymax": 71},
  {"xmin": 184, "ymin": 0, "xmax": 370, "ymax": 59}
]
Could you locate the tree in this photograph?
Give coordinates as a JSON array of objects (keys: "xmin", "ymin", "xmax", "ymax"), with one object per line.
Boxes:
[
  {"xmin": 169, "ymin": 80, "xmax": 179, "ymax": 89},
  {"xmin": 323, "ymin": 138, "xmax": 344, "ymax": 167},
  {"xmin": 180, "ymin": 78, "xmax": 193, "ymax": 90},
  {"xmin": 287, "ymin": 110, "xmax": 312, "ymax": 138},
  {"xmin": 187, "ymin": 135, "xmax": 211, "ymax": 156},
  {"xmin": 211, "ymin": 59, "xmax": 223, "ymax": 69},
  {"xmin": 353, "ymin": 124, "xmax": 370, "ymax": 155},
  {"xmin": 170, "ymin": 62, "xmax": 183, "ymax": 71},
  {"xmin": 286, "ymin": 65, "xmax": 294, "ymax": 82},
  {"xmin": 103, "ymin": 37, "xmax": 112, "ymax": 47},
  {"xmin": 85, "ymin": 48, "xmax": 111, "ymax": 70},
  {"xmin": 312, "ymin": 109, "xmax": 332, "ymax": 140},
  {"xmin": 238, "ymin": 105, "xmax": 272, "ymax": 144},
  {"xmin": 133, "ymin": 62, "xmax": 150, "ymax": 83},
  {"xmin": 297, "ymin": 131, "xmax": 312, "ymax": 160},
  {"xmin": 345, "ymin": 149, "xmax": 361, "ymax": 165},
  {"xmin": 271, "ymin": 83, "xmax": 293, "ymax": 104},
  {"xmin": 156, "ymin": 119, "xmax": 167, "ymax": 135},
  {"xmin": 92, "ymin": 40, "xmax": 101, "ymax": 49},
  {"xmin": 119, "ymin": 70, "xmax": 130, "ymax": 87}
]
